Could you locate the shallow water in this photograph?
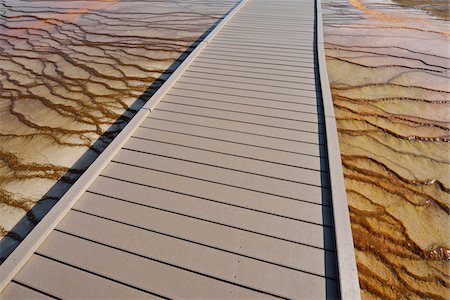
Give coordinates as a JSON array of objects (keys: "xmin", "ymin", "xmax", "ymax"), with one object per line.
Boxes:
[
  {"xmin": 0, "ymin": 0, "xmax": 237, "ymax": 262},
  {"xmin": 322, "ymin": 0, "xmax": 450, "ymax": 298}
]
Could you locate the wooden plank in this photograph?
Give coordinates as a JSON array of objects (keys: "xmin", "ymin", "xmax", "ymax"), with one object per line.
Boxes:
[
  {"xmin": 191, "ymin": 60, "xmax": 316, "ymax": 79},
  {"xmin": 220, "ymin": 22, "xmax": 313, "ymax": 30},
  {"xmin": 113, "ymin": 149, "xmax": 328, "ymax": 204},
  {"xmin": 214, "ymin": 32, "xmax": 315, "ymax": 42},
  {"xmin": 56, "ymin": 210, "xmax": 336, "ymax": 299},
  {"xmin": 224, "ymin": 22, "xmax": 314, "ymax": 31},
  {"xmin": 14, "ymin": 255, "xmax": 156, "ymax": 299},
  {"xmin": 157, "ymin": 98, "xmax": 321, "ymax": 127},
  {"xmin": 172, "ymin": 80, "xmax": 317, "ymax": 105},
  {"xmin": 142, "ymin": 117, "xmax": 325, "ymax": 155},
  {"xmin": 199, "ymin": 47, "xmax": 314, "ymax": 61},
  {"xmin": 155, "ymin": 102, "xmax": 322, "ymax": 134},
  {"xmin": 220, "ymin": 27, "xmax": 315, "ymax": 37},
  {"xmin": 36, "ymin": 231, "xmax": 267, "ymax": 299},
  {"xmin": 202, "ymin": 43, "xmax": 314, "ymax": 60},
  {"xmin": 210, "ymin": 39, "xmax": 314, "ymax": 50},
  {"xmin": 195, "ymin": 54, "xmax": 316, "ymax": 72},
  {"xmin": 186, "ymin": 64, "xmax": 315, "ymax": 82},
  {"xmin": 88, "ymin": 173, "xmax": 332, "ymax": 253},
  {"xmin": 95, "ymin": 162, "xmax": 332, "ymax": 223},
  {"xmin": 123, "ymin": 137, "xmax": 328, "ymax": 186},
  {"xmin": 223, "ymin": 25, "xmax": 314, "ymax": 33},
  {"xmin": 0, "ymin": 282, "xmax": 53, "ymax": 300},
  {"xmin": 163, "ymin": 93, "xmax": 320, "ymax": 119},
  {"xmin": 209, "ymin": 37, "xmax": 314, "ymax": 49},
  {"xmin": 162, "ymin": 94, "xmax": 322, "ymax": 122},
  {"xmin": 181, "ymin": 69, "xmax": 317, "ymax": 91},
  {"xmin": 232, "ymin": 15, "xmax": 313, "ymax": 20},
  {"xmin": 168, "ymin": 87, "xmax": 319, "ymax": 112},
  {"xmin": 171, "ymin": 81, "xmax": 318, "ymax": 105},
  {"xmin": 210, "ymin": 37, "xmax": 314, "ymax": 47},
  {"xmin": 0, "ymin": 0, "xmax": 347, "ymax": 298},
  {"xmin": 214, "ymin": 34, "xmax": 315, "ymax": 44},
  {"xmin": 195, "ymin": 53, "xmax": 315, "ymax": 70},
  {"xmin": 218, "ymin": 33, "xmax": 314, "ymax": 41},
  {"xmin": 99, "ymin": 162, "xmax": 331, "ymax": 224},
  {"xmin": 67, "ymin": 197, "xmax": 335, "ymax": 278},
  {"xmin": 75, "ymin": 192, "xmax": 334, "ymax": 255},
  {"xmin": 132, "ymin": 127, "xmax": 327, "ymax": 171}
]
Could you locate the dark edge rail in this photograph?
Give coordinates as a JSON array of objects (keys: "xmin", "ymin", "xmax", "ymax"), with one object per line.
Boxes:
[
  {"xmin": 0, "ymin": 0, "xmax": 248, "ymax": 292},
  {"xmin": 315, "ymin": 0, "xmax": 361, "ymax": 299}
]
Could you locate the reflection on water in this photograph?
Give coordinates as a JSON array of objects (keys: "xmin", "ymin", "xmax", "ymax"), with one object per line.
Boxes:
[
  {"xmin": 322, "ymin": 0, "xmax": 450, "ymax": 298},
  {"xmin": 0, "ymin": 0, "xmax": 237, "ymax": 262}
]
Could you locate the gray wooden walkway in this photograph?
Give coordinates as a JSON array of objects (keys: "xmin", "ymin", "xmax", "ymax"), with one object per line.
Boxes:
[{"xmin": 0, "ymin": 0, "xmax": 359, "ymax": 299}]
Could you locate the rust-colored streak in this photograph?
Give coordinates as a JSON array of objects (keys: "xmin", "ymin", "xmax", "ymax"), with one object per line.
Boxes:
[
  {"xmin": 0, "ymin": 0, "xmax": 238, "ymax": 262},
  {"xmin": 322, "ymin": 0, "xmax": 450, "ymax": 298}
]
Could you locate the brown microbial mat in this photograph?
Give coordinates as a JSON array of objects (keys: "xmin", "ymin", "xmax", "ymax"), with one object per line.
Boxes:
[
  {"xmin": 0, "ymin": 0, "xmax": 238, "ymax": 261},
  {"xmin": 322, "ymin": 0, "xmax": 450, "ymax": 298}
]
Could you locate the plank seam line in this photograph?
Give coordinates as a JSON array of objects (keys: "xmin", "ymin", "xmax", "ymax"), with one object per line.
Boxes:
[
  {"xmin": 193, "ymin": 55, "xmax": 315, "ymax": 66},
  {"xmin": 172, "ymin": 86, "xmax": 321, "ymax": 106},
  {"xmin": 107, "ymin": 161, "xmax": 332, "ymax": 207},
  {"xmin": 195, "ymin": 56, "xmax": 316, "ymax": 71},
  {"xmin": 45, "ymin": 231, "xmax": 285, "ymax": 299},
  {"xmin": 179, "ymin": 74, "xmax": 318, "ymax": 93},
  {"xmin": 191, "ymin": 58, "xmax": 316, "ymax": 74},
  {"xmin": 221, "ymin": 26, "xmax": 314, "ymax": 33},
  {"xmin": 140, "ymin": 122, "xmax": 327, "ymax": 158},
  {"xmin": 225, "ymin": 23, "xmax": 315, "ymax": 30},
  {"xmin": 154, "ymin": 108, "xmax": 323, "ymax": 135},
  {"xmin": 138, "ymin": 126, "xmax": 327, "ymax": 158},
  {"xmin": 165, "ymin": 93, "xmax": 323, "ymax": 115},
  {"xmin": 91, "ymin": 176, "xmax": 330, "ymax": 225},
  {"xmin": 183, "ymin": 65, "xmax": 316, "ymax": 80},
  {"xmin": 78, "ymin": 192, "xmax": 334, "ymax": 251},
  {"xmin": 0, "ymin": 0, "xmax": 249, "ymax": 292},
  {"xmin": 120, "ymin": 147, "xmax": 330, "ymax": 189},
  {"xmin": 63, "ymin": 210, "xmax": 337, "ymax": 279},
  {"xmin": 10, "ymin": 280, "xmax": 61, "ymax": 300},
  {"xmin": 34, "ymin": 253, "xmax": 169, "ymax": 300},
  {"xmin": 177, "ymin": 77, "xmax": 317, "ymax": 95},
  {"xmin": 200, "ymin": 45, "xmax": 315, "ymax": 57},
  {"xmin": 163, "ymin": 94, "xmax": 321, "ymax": 113},
  {"xmin": 189, "ymin": 54, "xmax": 314, "ymax": 65},
  {"xmin": 217, "ymin": 33, "xmax": 315, "ymax": 41},
  {"xmin": 178, "ymin": 64, "xmax": 316, "ymax": 80},
  {"xmin": 215, "ymin": 35, "xmax": 315, "ymax": 43},
  {"xmin": 214, "ymin": 35, "xmax": 311, "ymax": 44},
  {"xmin": 234, "ymin": 16, "xmax": 313, "ymax": 21},
  {"xmin": 236, "ymin": 14, "xmax": 314, "ymax": 18},
  {"xmin": 204, "ymin": 44, "xmax": 315, "ymax": 55},
  {"xmin": 192, "ymin": 51, "xmax": 314, "ymax": 61},
  {"xmin": 160, "ymin": 101, "xmax": 324, "ymax": 124},
  {"xmin": 210, "ymin": 40, "xmax": 314, "ymax": 50},
  {"xmin": 129, "ymin": 135, "xmax": 328, "ymax": 173}
]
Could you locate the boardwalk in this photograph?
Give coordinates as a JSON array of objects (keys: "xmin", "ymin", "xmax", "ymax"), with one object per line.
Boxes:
[{"xmin": 0, "ymin": 0, "xmax": 359, "ymax": 299}]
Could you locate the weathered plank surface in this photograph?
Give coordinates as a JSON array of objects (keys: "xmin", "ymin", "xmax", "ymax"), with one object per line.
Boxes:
[{"xmin": 1, "ymin": 0, "xmax": 343, "ymax": 298}]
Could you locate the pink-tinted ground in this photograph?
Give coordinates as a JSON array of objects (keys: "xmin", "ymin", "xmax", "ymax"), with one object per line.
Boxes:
[
  {"xmin": 322, "ymin": 0, "xmax": 449, "ymax": 298},
  {"xmin": 0, "ymin": 0, "xmax": 237, "ymax": 262}
]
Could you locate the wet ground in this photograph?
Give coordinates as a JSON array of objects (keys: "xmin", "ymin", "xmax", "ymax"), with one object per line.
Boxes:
[
  {"xmin": 0, "ymin": 0, "xmax": 237, "ymax": 262},
  {"xmin": 322, "ymin": 0, "xmax": 449, "ymax": 298}
]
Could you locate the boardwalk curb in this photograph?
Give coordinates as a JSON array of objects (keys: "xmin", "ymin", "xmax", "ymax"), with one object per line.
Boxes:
[
  {"xmin": 143, "ymin": 0, "xmax": 248, "ymax": 111},
  {"xmin": 316, "ymin": 0, "xmax": 361, "ymax": 298},
  {"xmin": 0, "ymin": 0, "xmax": 247, "ymax": 292}
]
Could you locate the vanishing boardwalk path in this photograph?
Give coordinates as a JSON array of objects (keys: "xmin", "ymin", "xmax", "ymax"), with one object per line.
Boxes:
[{"xmin": 0, "ymin": 0, "xmax": 359, "ymax": 299}]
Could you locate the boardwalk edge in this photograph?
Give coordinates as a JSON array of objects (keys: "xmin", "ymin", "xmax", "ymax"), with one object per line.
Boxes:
[
  {"xmin": 316, "ymin": 0, "xmax": 362, "ymax": 299},
  {"xmin": 0, "ymin": 0, "xmax": 248, "ymax": 292}
]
